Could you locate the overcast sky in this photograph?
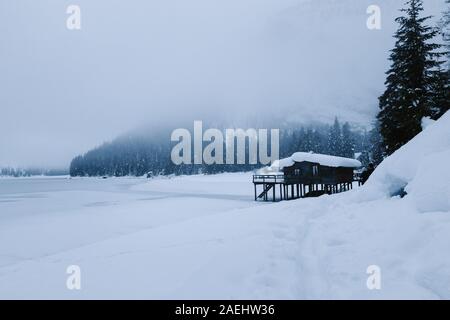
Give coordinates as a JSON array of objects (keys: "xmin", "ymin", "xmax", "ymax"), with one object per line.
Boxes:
[{"xmin": 0, "ymin": 0, "xmax": 446, "ymax": 168}]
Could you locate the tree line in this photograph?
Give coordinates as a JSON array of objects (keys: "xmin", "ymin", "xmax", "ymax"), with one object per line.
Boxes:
[
  {"xmin": 69, "ymin": 118, "xmax": 372, "ymax": 177},
  {"xmin": 0, "ymin": 167, "xmax": 68, "ymax": 177}
]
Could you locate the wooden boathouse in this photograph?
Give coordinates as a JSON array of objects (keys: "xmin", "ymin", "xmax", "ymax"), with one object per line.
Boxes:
[{"xmin": 253, "ymin": 152, "xmax": 361, "ymax": 202}]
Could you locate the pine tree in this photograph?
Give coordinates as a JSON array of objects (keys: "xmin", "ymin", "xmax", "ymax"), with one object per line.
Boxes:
[
  {"xmin": 341, "ymin": 122, "xmax": 355, "ymax": 158},
  {"xmin": 369, "ymin": 122, "xmax": 384, "ymax": 165},
  {"xmin": 297, "ymin": 127, "xmax": 306, "ymax": 152},
  {"xmin": 327, "ymin": 117, "xmax": 342, "ymax": 156},
  {"xmin": 429, "ymin": 0, "xmax": 450, "ymax": 119},
  {"xmin": 377, "ymin": 0, "xmax": 444, "ymax": 155},
  {"xmin": 440, "ymin": 0, "xmax": 450, "ymax": 66},
  {"xmin": 304, "ymin": 128, "xmax": 314, "ymax": 152},
  {"xmin": 428, "ymin": 65, "xmax": 450, "ymax": 119}
]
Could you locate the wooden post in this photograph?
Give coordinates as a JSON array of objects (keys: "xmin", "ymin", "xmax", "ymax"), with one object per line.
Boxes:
[
  {"xmin": 272, "ymin": 184, "xmax": 275, "ymax": 202},
  {"xmin": 254, "ymin": 184, "xmax": 257, "ymax": 201}
]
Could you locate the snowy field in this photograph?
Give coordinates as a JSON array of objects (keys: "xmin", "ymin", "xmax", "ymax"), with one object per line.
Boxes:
[{"xmin": 1, "ymin": 113, "xmax": 450, "ymax": 299}]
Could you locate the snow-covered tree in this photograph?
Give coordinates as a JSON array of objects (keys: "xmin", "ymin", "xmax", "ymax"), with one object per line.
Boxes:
[
  {"xmin": 428, "ymin": 65, "xmax": 450, "ymax": 119},
  {"xmin": 327, "ymin": 117, "xmax": 342, "ymax": 156},
  {"xmin": 369, "ymin": 122, "xmax": 384, "ymax": 165},
  {"xmin": 341, "ymin": 122, "xmax": 355, "ymax": 159},
  {"xmin": 377, "ymin": 0, "xmax": 445, "ymax": 155},
  {"xmin": 427, "ymin": 0, "xmax": 450, "ymax": 120},
  {"xmin": 440, "ymin": 0, "xmax": 450, "ymax": 66}
]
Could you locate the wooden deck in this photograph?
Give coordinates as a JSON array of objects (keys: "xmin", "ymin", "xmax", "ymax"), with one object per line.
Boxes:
[{"xmin": 253, "ymin": 174, "xmax": 360, "ymax": 202}]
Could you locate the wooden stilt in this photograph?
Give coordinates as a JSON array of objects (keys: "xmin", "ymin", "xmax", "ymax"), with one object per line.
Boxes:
[{"xmin": 279, "ymin": 184, "xmax": 282, "ymax": 200}]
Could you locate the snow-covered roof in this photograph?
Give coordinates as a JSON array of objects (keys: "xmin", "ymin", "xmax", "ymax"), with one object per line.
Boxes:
[
  {"xmin": 270, "ymin": 152, "xmax": 361, "ymax": 170},
  {"xmin": 270, "ymin": 158, "xmax": 294, "ymax": 170}
]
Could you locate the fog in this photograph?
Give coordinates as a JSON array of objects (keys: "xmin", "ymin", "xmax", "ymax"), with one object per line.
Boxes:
[{"xmin": 0, "ymin": 0, "xmax": 446, "ymax": 168}]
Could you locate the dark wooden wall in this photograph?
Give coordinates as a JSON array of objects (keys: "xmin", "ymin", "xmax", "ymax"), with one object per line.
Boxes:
[{"xmin": 283, "ymin": 161, "xmax": 354, "ymax": 185}]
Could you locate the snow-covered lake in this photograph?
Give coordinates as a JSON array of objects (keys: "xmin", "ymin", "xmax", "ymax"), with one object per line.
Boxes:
[{"xmin": 0, "ymin": 174, "xmax": 271, "ymax": 299}]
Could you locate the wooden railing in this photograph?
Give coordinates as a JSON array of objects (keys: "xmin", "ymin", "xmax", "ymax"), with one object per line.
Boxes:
[
  {"xmin": 252, "ymin": 174, "xmax": 285, "ymax": 184},
  {"xmin": 254, "ymin": 174, "xmax": 361, "ymax": 185}
]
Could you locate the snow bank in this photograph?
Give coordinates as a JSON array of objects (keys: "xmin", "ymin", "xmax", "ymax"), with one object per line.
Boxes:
[
  {"xmin": 421, "ymin": 116, "xmax": 435, "ymax": 130},
  {"xmin": 406, "ymin": 150, "xmax": 450, "ymax": 213},
  {"xmin": 361, "ymin": 111, "xmax": 450, "ymax": 210}
]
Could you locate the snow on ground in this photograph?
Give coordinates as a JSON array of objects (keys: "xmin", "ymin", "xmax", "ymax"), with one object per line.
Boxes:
[{"xmin": 0, "ymin": 114, "xmax": 450, "ymax": 299}]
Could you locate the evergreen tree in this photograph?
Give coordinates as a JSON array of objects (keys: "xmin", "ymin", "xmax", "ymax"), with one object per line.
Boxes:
[
  {"xmin": 304, "ymin": 128, "xmax": 314, "ymax": 152},
  {"xmin": 369, "ymin": 122, "xmax": 384, "ymax": 165},
  {"xmin": 327, "ymin": 117, "xmax": 342, "ymax": 156},
  {"xmin": 296, "ymin": 127, "xmax": 306, "ymax": 152},
  {"xmin": 428, "ymin": 65, "xmax": 450, "ymax": 119},
  {"xmin": 312, "ymin": 129, "xmax": 326, "ymax": 154},
  {"xmin": 440, "ymin": 0, "xmax": 450, "ymax": 66},
  {"xmin": 377, "ymin": 0, "xmax": 444, "ymax": 155},
  {"xmin": 341, "ymin": 122, "xmax": 355, "ymax": 158},
  {"xmin": 430, "ymin": 0, "xmax": 450, "ymax": 119}
]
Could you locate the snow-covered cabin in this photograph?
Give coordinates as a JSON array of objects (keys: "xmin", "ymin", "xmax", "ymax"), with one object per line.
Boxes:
[{"xmin": 253, "ymin": 152, "xmax": 361, "ymax": 201}]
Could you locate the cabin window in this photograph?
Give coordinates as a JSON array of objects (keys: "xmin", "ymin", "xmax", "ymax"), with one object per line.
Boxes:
[
  {"xmin": 312, "ymin": 165, "xmax": 319, "ymax": 176},
  {"xmin": 294, "ymin": 169, "xmax": 301, "ymax": 175}
]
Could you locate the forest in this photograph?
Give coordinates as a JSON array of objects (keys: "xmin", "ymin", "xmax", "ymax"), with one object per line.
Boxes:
[{"xmin": 69, "ymin": 117, "xmax": 380, "ymax": 177}]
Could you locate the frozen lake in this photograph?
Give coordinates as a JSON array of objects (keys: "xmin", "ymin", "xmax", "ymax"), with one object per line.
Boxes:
[
  {"xmin": 0, "ymin": 175, "xmax": 254, "ymax": 219},
  {"xmin": 0, "ymin": 174, "xmax": 266, "ymax": 299}
]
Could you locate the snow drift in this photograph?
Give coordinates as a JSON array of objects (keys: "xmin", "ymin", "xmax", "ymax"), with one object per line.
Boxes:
[{"xmin": 360, "ymin": 111, "xmax": 450, "ymax": 213}]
